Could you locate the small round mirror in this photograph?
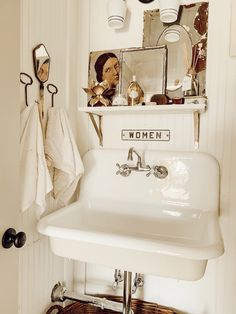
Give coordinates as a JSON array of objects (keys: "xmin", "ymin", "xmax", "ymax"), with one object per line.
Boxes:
[
  {"xmin": 157, "ymin": 24, "xmax": 192, "ymax": 91},
  {"xmin": 33, "ymin": 43, "xmax": 50, "ymax": 84}
]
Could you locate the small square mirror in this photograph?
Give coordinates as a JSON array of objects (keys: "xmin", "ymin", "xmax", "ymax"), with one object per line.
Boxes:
[{"xmin": 120, "ymin": 46, "xmax": 167, "ymax": 102}]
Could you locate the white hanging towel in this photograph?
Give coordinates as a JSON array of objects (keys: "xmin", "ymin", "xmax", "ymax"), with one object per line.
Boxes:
[
  {"xmin": 45, "ymin": 107, "xmax": 84, "ymax": 206},
  {"xmin": 20, "ymin": 104, "xmax": 53, "ymax": 217}
]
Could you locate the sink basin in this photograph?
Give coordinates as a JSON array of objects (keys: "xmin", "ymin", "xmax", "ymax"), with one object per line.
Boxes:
[{"xmin": 37, "ymin": 149, "xmax": 224, "ymax": 280}]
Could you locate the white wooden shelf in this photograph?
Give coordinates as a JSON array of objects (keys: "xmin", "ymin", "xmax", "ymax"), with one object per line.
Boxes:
[
  {"xmin": 78, "ymin": 103, "xmax": 207, "ymax": 147},
  {"xmin": 78, "ymin": 103, "xmax": 206, "ymax": 115}
]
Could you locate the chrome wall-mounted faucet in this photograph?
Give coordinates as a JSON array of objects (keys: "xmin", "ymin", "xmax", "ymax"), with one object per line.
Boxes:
[{"xmin": 116, "ymin": 148, "xmax": 168, "ymax": 179}]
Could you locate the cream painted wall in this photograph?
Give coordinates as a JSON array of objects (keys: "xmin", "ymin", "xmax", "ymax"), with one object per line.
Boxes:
[{"xmin": 75, "ymin": 0, "xmax": 236, "ymax": 313}]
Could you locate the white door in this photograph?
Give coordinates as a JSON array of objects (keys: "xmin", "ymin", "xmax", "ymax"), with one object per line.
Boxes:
[{"xmin": 0, "ymin": 2, "xmax": 21, "ymax": 313}]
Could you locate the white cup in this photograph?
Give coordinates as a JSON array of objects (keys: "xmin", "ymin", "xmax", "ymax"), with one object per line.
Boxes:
[
  {"xmin": 159, "ymin": 0, "xmax": 180, "ymax": 23},
  {"xmin": 107, "ymin": 0, "xmax": 127, "ymax": 29}
]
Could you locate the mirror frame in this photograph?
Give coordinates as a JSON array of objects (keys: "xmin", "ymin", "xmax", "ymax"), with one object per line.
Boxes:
[
  {"xmin": 120, "ymin": 45, "xmax": 167, "ymax": 99},
  {"xmin": 32, "ymin": 43, "xmax": 50, "ymax": 85},
  {"xmin": 143, "ymin": 2, "xmax": 209, "ymax": 97}
]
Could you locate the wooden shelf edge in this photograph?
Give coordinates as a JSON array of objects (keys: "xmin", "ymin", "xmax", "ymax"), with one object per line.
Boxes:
[{"xmin": 78, "ymin": 103, "xmax": 207, "ymax": 115}]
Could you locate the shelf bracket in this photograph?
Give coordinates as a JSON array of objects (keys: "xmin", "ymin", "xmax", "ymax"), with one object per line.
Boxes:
[
  {"xmin": 194, "ymin": 110, "xmax": 200, "ymax": 149},
  {"xmin": 88, "ymin": 112, "xmax": 103, "ymax": 146}
]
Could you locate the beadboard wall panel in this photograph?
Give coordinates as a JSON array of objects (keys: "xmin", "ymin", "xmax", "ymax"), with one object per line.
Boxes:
[
  {"xmin": 20, "ymin": 1, "xmax": 79, "ymax": 313},
  {"xmin": 75, "ymin": 0, "xmax": 236, "ymax": 313}
]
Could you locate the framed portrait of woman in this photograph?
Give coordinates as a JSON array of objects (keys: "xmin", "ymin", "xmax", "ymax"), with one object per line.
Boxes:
[
  {"xmin": 86, "ymin": 49, "xmax": 121, "ymax": 106},
  {"xmin": 88, "ymin": 49, "xmax": 121, "ymax": 89}
]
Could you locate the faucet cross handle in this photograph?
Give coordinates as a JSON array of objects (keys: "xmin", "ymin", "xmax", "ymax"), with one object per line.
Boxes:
[
  {"xmin": 146, "ymin": 165, "xmax": 168, "ymax": 179},
  {"xmin": 153, "ymin": 165, "xmax": 168, "ymax": 179},
  {"xmin": 146, "ymin": 169, "xmax": 153, "ymax": 177},
  {"xmin": 116, "ymin": 163, "xmax": 131, "ymax": 177}
]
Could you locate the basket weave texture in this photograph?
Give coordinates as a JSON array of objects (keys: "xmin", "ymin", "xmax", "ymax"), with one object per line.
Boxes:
[{"xmin": 46, "ymin": 295, "xmax": 179, "ymax": 314}]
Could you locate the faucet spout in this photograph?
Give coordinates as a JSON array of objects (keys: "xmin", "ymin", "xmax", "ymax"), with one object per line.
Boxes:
[
  {"xmin": 127, "ymin": 147, "xmax": 134, "ymax": 161},
  {"xmin": 127, "ymin": 147, "xmax": 142, "ymax": 166},
  {"xmin": 127, "ymin": 147, "xmax": 150, "ymax": 173}
]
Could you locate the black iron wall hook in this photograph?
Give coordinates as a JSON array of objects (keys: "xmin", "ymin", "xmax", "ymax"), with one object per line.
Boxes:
[
  {"xmin": 20, "ymin": 72, "xmax": 33, "ymax": 107},
  {"xmin": 47, "ymin": 83, "xmax": 58, "ymax": 107}
]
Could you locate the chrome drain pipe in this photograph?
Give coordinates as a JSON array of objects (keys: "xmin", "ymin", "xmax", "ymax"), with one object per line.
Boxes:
[{"xmin": 123, "ymin": 271, "xmax": 133, "ymax": 314}]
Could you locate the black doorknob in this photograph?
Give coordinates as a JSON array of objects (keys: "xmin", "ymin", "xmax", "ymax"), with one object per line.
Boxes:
[
  {"xmin": 2, "ymin": 228, "xmax": 27, "ymax": 249},
  {"xmin": 138, "ymin": 0, "xmax": 154, "ymax": 3}
]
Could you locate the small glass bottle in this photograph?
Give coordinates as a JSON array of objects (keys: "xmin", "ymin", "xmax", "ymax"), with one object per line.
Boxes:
[
  {"xmin": 183, "ymin": 67, "xmax": 199, "ymax": 97},
  {"xmin": 127, "ymin": 75, "xmax": 144, "ymax": 106},
  {"xmin": 183, "ymin": 74, "xmax": 199, "ymax": 97}
]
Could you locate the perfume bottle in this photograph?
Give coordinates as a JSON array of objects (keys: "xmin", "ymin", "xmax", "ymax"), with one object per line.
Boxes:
[{"xmin": 127, "ymin": 75, "xmax": 144, "ymax": 106}]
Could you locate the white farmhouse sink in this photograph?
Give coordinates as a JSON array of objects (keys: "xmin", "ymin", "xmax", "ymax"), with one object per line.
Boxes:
[{"xmin": 37, "ymin": 149, "xmax": 224, "ymax": 280}]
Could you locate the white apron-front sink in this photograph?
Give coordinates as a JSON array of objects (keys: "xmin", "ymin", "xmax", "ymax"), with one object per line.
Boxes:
[{"xmin": 38, "ymin": 149, "xmax": 224, "ymax": 280}]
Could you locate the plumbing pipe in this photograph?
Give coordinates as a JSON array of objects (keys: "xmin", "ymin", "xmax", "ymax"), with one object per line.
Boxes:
[
  {"xmin": 51, "ymin": 282, "xmax": 123, "ymax": 312},
  {"xmin": 123, "ymin": 271, "xmax": 133, "ymax": 314},
  {"xmin": 51, "ymin": 273, "xmax": 134, "ymax": 314}
]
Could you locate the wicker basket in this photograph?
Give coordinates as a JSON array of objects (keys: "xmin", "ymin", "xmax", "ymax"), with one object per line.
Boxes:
[{"xmin": 46, "ymin": 295, "xmax": 179, "ymax": 314}]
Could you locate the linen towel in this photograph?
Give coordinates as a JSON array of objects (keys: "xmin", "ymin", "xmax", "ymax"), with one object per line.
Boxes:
[
  {"xmin": 20, "ymin": 103, "xmax": 53, "ymax": 217},
  {"xmin": 45, "ymin": 107, "xmax": 84, "ymax": 206}
]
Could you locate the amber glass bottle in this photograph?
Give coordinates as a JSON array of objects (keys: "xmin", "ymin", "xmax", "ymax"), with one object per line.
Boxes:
[{"xmin": 127, "ymin": 75, "xmax": 144, "ymax": 106}]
